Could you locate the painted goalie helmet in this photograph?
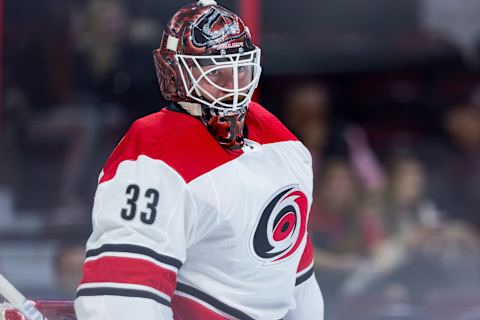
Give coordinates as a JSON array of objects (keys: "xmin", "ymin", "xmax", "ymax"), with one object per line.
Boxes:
[{"xmin": 153, "ymin": 0, "xmax": 262, "ymax": 149}]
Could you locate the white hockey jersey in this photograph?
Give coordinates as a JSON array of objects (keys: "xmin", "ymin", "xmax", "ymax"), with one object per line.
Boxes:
[{"xmin": 74, "ymin": 102, "xmax": 324, "ymax": 320}]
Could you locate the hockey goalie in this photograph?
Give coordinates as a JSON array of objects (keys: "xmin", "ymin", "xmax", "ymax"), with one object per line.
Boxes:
[{"xmin": 3, "ymin": 0, "xmax": 324, "ymax": 319}]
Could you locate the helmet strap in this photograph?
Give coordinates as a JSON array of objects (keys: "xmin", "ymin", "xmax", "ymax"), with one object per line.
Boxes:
[{"xmin": 178, "ymin": 101, "xmax": 202, "ymax": 116}]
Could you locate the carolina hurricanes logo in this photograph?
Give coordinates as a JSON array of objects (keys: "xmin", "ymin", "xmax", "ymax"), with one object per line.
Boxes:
[
  {"xmin": 192, "ymin": 7, "xmax": 246, "ymax": 48},
  {"xmin": 251, "ymin": 185, "xmax": 308, "ymax": 264}
]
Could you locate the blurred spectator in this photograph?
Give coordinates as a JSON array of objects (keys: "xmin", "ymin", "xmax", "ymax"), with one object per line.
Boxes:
[
  {"xmin": 11, "ymin": 0, "xmax": 165, "ymax": 223},
  {"xmin": 72, "ymin": 0, "xmax": 132, "ymax": 103},
  {"xmin": 340, "ymin": 150, "xmax": 480, "ymax": 305},
  {"xmin": 308, "ymin": 158, "xmax": 385, "ymax": 318},
  {"xmin": 426, "ymin": 99, "xmax": 480, "ymax": 230},
  {"xmin": 310, "ymin": 158, "xmax": 382, "ymax": 272},
  {"xmin": 341, "ymin": 219, "xmax": 480, "ymax": 303},
  {"xmin": 383, "ymin": 153, "xmax": 441, "ymax": 235},
  {"xmin": 71, "ymin": 0, "xmax": 162, "ymax": 118},
  {"xmin": 282, "ymin": 82, "xmax": 331, "ymax": 176},
  {"xmin": 282, "ymin": 82, "xmax": 385, "ymax": 191}
]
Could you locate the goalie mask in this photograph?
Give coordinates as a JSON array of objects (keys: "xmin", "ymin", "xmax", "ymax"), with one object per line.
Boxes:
[{"xmin": 153, "ymin": 0, "xmax": 262, "ymax": 149}]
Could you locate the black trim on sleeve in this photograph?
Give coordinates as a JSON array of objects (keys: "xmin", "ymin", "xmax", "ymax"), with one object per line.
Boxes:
[
  {"xmin": 86, "ymin": 244, "xmax": 183, "ymax": 269},
  {"xmin": 76, "ymin": 287, "xmax": 170, "ymax": 307},
  {"xmin": 176, "ymin": 282, "xmax": 255, "ymax": 320},
  {"xmin": 295, "ymin": 267, "xmax": 314, "ymax": 286}
]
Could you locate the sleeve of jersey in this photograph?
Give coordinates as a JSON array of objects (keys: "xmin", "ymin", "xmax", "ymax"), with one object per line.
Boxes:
[
  {"xmin": 74, "ymin": 129, "xmax": 199, "ymax": 319},
  {"xmin": 284, "ymin": 237, "xmax": 325, "ymax": 320}
]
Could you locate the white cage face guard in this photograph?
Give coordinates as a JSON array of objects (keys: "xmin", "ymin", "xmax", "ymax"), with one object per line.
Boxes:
[{"xmin": 176, "ymin": 48, "xmax": 262, "ymax": 113}]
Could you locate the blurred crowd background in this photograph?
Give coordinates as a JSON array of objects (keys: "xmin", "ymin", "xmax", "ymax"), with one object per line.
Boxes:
[{"xmin": 1, "ymin": 0, "xmax": 480, "ymax": 319}]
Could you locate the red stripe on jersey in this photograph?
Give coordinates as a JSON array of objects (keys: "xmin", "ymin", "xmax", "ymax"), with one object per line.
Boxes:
[
  {"xmin": 246, "ymin": 102, "xmax": 298, "ymax": 145},
  {"xmin": 297, "ymin": 237, "xmax": 314, "ymax": 273},
  {"xmin": 99, "ymin": 109, "xmax": 240, "ymax": 184},
  {"xmin": 172, "ymin": 295, "xmax": 229, "ymax": 320},
  {"xmin": 81, "ymin": 256, "xmax": 177, "ymax": 297},
  {"xmin": 100, "ymin": 102, "xmax": 299, "ymax": 184}
]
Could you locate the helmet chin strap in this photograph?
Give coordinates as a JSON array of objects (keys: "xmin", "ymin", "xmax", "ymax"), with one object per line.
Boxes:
[{"xmin": 178, "ymin": 101, "xmax": 202, "ymax": 116}]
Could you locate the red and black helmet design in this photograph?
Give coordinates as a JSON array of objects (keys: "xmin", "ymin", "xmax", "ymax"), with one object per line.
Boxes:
[
  {"xmin": 191, "ymin": 6, "xmax": 254, "ymax": 52},
  {"xmin": 153, "ymin": 1, "xmax": 257, "ymax": 103}
]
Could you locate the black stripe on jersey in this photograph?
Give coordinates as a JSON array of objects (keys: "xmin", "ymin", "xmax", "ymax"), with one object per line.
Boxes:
[
  {"xmin": 295, "ymin": 266, "xmax": 314, "ymax": 286},
  {"xmin": 86, "ymin": 244, "xmax": 183, "ymax": 269},
  {"xmin": 76, "ymin": 287, "xmax": 170, "ymax": 307},
  {"xmin": 176, "ymin": 282, "xmax": 255, "ymax": 320}
]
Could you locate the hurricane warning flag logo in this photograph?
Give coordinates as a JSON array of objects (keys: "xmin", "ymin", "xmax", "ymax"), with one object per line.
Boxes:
[{"xmin": 251, "ymin": 185, "xmax": 308, "ymax": 264}]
